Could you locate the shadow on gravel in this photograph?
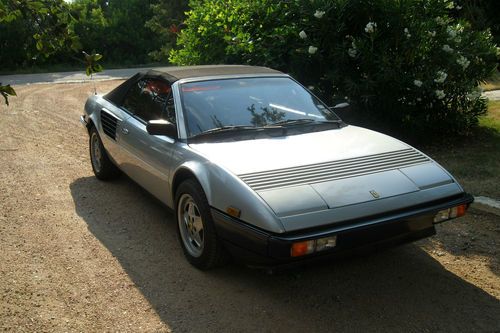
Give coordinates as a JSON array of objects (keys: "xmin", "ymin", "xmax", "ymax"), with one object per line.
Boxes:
[{"xmin": 70, "ymin": 176, "xmax": 500, "ymax": 332}]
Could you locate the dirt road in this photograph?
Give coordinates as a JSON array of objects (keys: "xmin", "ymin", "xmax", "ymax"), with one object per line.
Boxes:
[{"xmin": 1, "ymin": 81, "xmax": 499, "ymax": 332}]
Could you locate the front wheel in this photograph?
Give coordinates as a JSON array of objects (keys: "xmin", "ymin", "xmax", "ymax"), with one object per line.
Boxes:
[
  {"xmin": 89, "ymin": 126, "xmax": 120, "ymax": 180},
  {"xmin": 175, "ymin": 179, "xmax": 229, "ymax": 269}
]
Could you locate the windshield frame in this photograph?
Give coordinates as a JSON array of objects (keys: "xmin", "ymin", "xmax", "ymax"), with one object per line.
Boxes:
[{"xmin": 173, "ymin": 74, "xmax": 343, "ymax": 142}]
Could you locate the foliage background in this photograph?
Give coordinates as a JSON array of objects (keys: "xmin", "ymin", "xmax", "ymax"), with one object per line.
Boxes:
[
  {"xmin": 170, "ymin": 0, "xmax": 498, "ymax": 139},
  {"xmin": 0, "ymin": 0, "xmax": 498, "ymax": 138},
  {"xmin": 0, "ymin": 0, "xmax": 188, "ymax": 70}
]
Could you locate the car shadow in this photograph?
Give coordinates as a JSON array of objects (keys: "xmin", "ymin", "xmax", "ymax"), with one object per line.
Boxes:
[
  {"xmin": 70, "ymin": 176, "xmax": 500, "ymax": 332},
  {"xmin": 431, "ymin": 210, "xmax": 500, "ymax": 277}
]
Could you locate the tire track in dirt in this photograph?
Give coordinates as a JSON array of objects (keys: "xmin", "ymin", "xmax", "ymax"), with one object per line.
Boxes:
[{"xmin": 1, "ymin": 81, "xmax": 169, "ymax": 332}]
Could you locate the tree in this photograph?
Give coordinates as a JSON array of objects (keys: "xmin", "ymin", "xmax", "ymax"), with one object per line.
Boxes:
[
  {"xmin": 170, "ymin": 0, "xmax": 499, "ymax": 138},
  {"xmin": 145, "ymin": 0, "xmax": 189, "ymax": 62},
  {"xmin": 0, "ymin": 0, "xmax": 80, "ymax": 69},
  {"xmin": 102, "ymin": 0, "xmax": 160, "ymax": 64},
  {"xmin": 69, "ymin": 0, "xmax": 108, "ymax": 59},
  {"xmin": 455, "ymin": 0, "xmax": 500, "ymax": 45}
]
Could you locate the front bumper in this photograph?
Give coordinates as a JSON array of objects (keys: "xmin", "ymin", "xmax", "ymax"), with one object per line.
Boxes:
[
  {"xmin": 211, "ymin": 193, "xmax": 474, "ymax": 267},
  {"xmin": 80, "ymin": 115, "xmax": 90, "ymax": 134}
]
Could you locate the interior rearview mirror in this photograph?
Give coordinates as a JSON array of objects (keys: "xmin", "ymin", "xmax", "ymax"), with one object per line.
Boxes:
[{"xmin": 147, "ymin": 119, "xmax": 177, "ymax": 138}]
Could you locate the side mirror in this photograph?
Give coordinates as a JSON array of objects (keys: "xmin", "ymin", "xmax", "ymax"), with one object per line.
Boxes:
[
  {"xmin": 147, "ymin": 119, "xmax": 177, "ymax": 138},
  {"xmin": 332, "ymin": 102, "xmax": 350, "ymax": 111}
]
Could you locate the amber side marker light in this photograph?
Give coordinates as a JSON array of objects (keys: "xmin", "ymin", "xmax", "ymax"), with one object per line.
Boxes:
[
  {"xmin": 226, "ymin": 206, "xmax": 241, "ymax": 218},
  {"xmin": 433, "ymin": 204, "xmax": 468, "ymax": 223}
]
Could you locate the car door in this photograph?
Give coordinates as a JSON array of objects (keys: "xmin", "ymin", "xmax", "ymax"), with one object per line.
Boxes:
[{"xmin": 117, "ymin": 78, "xmax": 178, "ymax": 205}]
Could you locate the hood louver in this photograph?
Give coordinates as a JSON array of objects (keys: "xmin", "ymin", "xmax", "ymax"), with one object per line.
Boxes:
[{"xmin": 239, "ymin": 149, "xmax": 430, "ymax": 191}]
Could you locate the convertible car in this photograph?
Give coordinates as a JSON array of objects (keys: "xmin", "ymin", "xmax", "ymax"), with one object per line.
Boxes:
[{"xmin": 81, "ymin": 65, "xmax": 473, "ymax": 269}]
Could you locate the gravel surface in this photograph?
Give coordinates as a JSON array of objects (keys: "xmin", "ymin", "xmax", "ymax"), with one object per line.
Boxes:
[{"xmin": 1, "ymin": 81, "xmax": 499, "ymax": 332}]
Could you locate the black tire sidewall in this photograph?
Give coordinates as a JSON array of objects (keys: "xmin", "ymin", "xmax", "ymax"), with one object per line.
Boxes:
[
  {"xmin": 89, "ymin": 126, "xmax": 119, "ymax": 180},
  {"xmin": 175, "ymin": 179, "xmax": 224, "ymax": 269}
]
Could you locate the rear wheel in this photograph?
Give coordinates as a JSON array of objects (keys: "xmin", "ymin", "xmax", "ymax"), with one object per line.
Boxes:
[
  {"xmin": 175, "ymin": 179, "xmax": 229, "ymax": 269},
  {"xmin": 89, "ymin": 126, "xmax": 120, "ymax": 180}
]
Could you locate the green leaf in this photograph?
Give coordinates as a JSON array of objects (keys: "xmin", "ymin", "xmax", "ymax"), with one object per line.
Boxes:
[
  {"xmin": 1, "ymin": 84, "xmax": 16, "ymax": 106},
  {"xmin": 0, "ymin": 84, "xmax": 17, "ymax": 96},
  {"xmin": 93, "ymin": 64, "xmax": 103, "ymax": 73},
  {"xmin": 1, "ymin": 92, "xmax": 9, "ymax": 106},
  {"xmin": 36, "ymin": 40, "xmax": 43, "ymax": 51}
]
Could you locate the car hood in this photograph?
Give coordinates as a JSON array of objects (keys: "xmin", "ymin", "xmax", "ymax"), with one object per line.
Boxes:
[
  {"xmin": 189, "ymin": 125, "xmax": 458, "ymax": 228},
  {"xmin": 189, "ymin": 125, "xmax": 410, "ymax": 175}
]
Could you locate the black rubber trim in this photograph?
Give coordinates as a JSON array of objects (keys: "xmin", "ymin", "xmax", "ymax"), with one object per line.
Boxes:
[
  {"xmin": 211, "ymin": 208, "xmax": 269, "ymax": 257},
  {"xmin": 210, "ymin": 192, "xmax": 473, "ymax": 265},
  {"xmin": 274, "ymin": 192, "xmax": 474, "ymax": 240}
]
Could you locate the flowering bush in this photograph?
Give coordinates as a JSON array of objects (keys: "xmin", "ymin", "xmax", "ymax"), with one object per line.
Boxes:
[{"xmin": 171, "ymin": 0, "xmax": 499, "ymax": 138}]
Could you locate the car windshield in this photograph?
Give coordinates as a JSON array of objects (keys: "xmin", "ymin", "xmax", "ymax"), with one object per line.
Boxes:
[{"xmin": 179, "ymin": 77, "xmax": 341, "ymax": 138}]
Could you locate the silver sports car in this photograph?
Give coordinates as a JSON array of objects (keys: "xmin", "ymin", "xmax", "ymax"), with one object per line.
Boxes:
[{"xmin": 81, "ymin": 65, "xmax": 473, "ymax": 269}]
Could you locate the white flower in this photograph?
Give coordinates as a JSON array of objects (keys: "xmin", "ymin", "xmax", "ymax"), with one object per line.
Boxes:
[
  {"xmin": 347, "ymin": 41, "xmax": 357, "ymax": 57},
  {"xmin": 466, "ymin": 88, "xmax": 481, "ymax": 100},
  {"xmin": 435, "ymin": 90, "xmax": 446, "ymax": 100},
  {"xmin": 456, "ymin": 55, "xmax": 470, "ymax": 70},
  {"xmin": 442, "ymin": 44, "xmax": 453, "ymax": 53},
  {"xmin": 428, "ymin": 30, "xmax": 436, "ymax": 37},
  {"xmin": 434, "ymin": 71, "xmax": 448, "ymax": 83},
  {"xmin": 435, "ymin": 16, "xmax": 445, "ymax": 25},
  {"xmin": 416, "ymin": 97, "xmax": 422, "ymax": 102},
  {"xmin": 404, "ymin": 28, "xmax": 411, "ymax": 38},
  {"xmin": 413, "ymin": 79, "xmax": 423, "ymax": 87},
  {"xmin": 365, "ymin": 21, "xmax": 377, "ymax": 34},
  {"xmin": 299, "ymin": 30, "xmax": 307, "ymax": 39},
  {"xmin": 447, "ymin": 26, "xmax": 457, "ymax": 40},
  {"xmin": 314, "ymin": 10, "xmax": 325, "ymax": 19},
  {"xmin": 456, "ymin": 5, "xmax": 462, "ymax": 10},
  {"xmin": 308, "ymin": 85, "xmax": 315, "ymax": 90},
  {"xmin": 308, "ymin": 46, "xmax": 318, "ymax": 54}
]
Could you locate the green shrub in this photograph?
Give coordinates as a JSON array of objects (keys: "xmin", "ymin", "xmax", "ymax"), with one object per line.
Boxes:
[{"xmin": 170, "ymin": 0, "xmax": 499, "ymax": 139}]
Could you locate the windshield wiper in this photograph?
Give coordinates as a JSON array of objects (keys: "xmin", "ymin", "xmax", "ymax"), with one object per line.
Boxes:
[
  {"xmin": 197, "ymin": 125, "xmax": 257, "ymax": 135},
  {"xmin": 190, "ymin": 124, "xmax": 286, "ymax": 141},
  {"xmin": 271, "ymin": 118, "xmax": 341, "ymax": 126}
]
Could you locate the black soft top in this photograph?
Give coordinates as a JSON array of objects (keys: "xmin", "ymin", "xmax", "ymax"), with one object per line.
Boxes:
[{"xmin": 104, "ymin": 65, "xmax": 283, "ymax": 105}]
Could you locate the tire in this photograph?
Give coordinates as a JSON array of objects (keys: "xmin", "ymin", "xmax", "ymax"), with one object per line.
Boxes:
[
  {"xmin": 175, "ymin": 179, "xmax": 229, "ymax": 270},
  {"xmin": 89, "ymin": 126, "xmax": 120, "ymax": 180}
]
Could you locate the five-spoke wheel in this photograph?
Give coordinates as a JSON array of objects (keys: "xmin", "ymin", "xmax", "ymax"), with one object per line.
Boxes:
[
  {"xmin": 89, "ymin": 126, "xmax": 120, "ymax": 180},
  {"xmin": 175, "ymin": 179, "xmax": 229, "ymax": 269},
  {"xmin": 178, "ymin": 194, "xmax": 205, "ymax": 257}
]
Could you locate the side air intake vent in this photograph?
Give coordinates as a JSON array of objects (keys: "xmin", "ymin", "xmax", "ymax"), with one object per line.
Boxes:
[
  {"xmin": 239, "ymin": 149, "xmax": 430, "ymax": 191},
  {"xmin": 100, "ymin": 109, "xmax": 119, "ymax": 140}
]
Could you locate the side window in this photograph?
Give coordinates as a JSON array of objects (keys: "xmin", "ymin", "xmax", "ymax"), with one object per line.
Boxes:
[
  {"xmin": 121, "ymin": 79, "xmax": 172, "ymax": 122},
  {"xmin": 163, "ymin": 94, "xmax": 176, "ymax": 124}
]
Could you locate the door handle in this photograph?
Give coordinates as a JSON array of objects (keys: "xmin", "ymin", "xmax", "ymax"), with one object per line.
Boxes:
[{"xmin": 121, "ymin": 128, "xmax": 129, "ymax": 135}]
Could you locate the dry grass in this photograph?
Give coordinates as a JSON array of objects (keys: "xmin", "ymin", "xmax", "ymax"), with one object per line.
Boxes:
[
  {"xmin": 424, "ymin": 100, "xmax": 500, "ymax": 199},
  {"xmin": 482, "ymin": 69, "xmax": 500, "ymax": 91}
]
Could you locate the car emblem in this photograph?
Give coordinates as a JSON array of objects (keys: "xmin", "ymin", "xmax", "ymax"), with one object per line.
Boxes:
[{"xmin": 369, "ymin": 190, "xmax": 380, "ymax": 199}]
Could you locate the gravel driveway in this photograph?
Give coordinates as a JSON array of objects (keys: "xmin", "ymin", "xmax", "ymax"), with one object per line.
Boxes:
[{"xmin": 0, "ymin": 81, "xmax": 499, "ymax": 332}]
